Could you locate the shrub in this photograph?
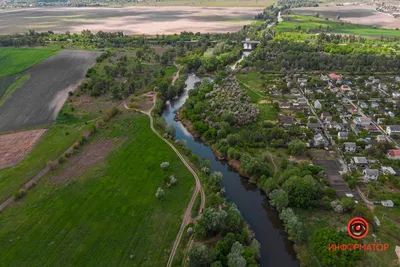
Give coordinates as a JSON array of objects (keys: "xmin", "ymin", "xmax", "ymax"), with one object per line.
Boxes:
[
  {"xmin": 12, "ymin": 189, "xmax": 26, "ymax": 201},
  {"xmin": 160, "ymin": 162, "xmax": 170, "ymax": 169},
  {"xmin": 58, "ymin": 156, "xmax": 66, "ymax": 164},
  {"xmin": 47, "ymin": 160, "xmax": 57, "ymax": 171}
]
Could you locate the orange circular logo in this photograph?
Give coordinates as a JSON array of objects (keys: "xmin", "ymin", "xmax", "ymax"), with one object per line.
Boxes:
[{"xmin": 347, "ymin": 217, "xmax": 368, "ymax": 239}]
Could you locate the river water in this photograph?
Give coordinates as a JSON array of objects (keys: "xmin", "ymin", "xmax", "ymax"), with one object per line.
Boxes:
[{"xmin": 162, "ymin": 75, "xmax": 299, "ymax": 267}]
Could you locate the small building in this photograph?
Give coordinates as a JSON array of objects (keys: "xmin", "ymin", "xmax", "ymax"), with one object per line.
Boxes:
[
  {"xmin": 278, "ymin": 116, "xmax": 294, "ymax": 127},
  {"xmin": 381, "ymin": 166, "xmax": 396, "ymax": 175},
  {"xmin": 352, "ymin": 156, "xmax": 368, "ymax": 167},
  {"xmin": 344, "ymin": 142, "xmax": 356, "ymax": 153},
  {"xmin": 386, "ymin": 125, "xmax": 400, "ymax": 136},
  {"xmin": 320, "ymin": 112, "xmax": 330, "ymax": 120},
  {"xmin": 314, "ymin": 133, "xmax": 329, "ymax": 147},
  {"xmin": 242, "ymin": 38, "xmax": 260, "ymax": 51},
  {"xmin": 341, "ymin": 85, "xmax": 351, "ymax": 91},
  {"xmin": 297, "ymin": 98, "xmax": 308, "ymax": 106},
  {"xmin": 392, "ymin": 92, "xmax": 400, "ymax": 99},
  {"xmin": 314, "ymin": 100, "xmax": 322, "ymax": 109},
  {"xmin": 363, "ymin": 169, "xmax": 379, "ymax": 182},
  {"xmin": 329, "ymin": 73, "xmax": 343, "ymax": 80},
  {"xmin": 338, "ymin": 132, "xmax": 349, "ymax": 140},
  {"xmin": 378, "ymin": 83, "xmax": 387, "ymax": 91},
  {"xmin": 279, "ymin": 102, "xmax": 291, "ymax": 109},
  {"xmin": 381, "ymin": 200, "xmax": 394, "ymax": 207},
  {"xmin": 376, "ymin": 135, "xmax": 387, "ymax": 143},
  {"xmin": 387, "ymin": 149, "xmax": 400, "ymax": 160},
  {"xmin": 354, "ymin": 117, "xmax": 372, "ymax": 127},
  {"xmin": 307, "ymin": 123, "xmax": 323, "ymax": 132}
]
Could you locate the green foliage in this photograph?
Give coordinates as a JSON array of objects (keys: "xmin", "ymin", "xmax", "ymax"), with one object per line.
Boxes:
[
  {"xmin": 341, "ymin": 197, "xmax": 355, "ymax": 212},
  {"xmin": 279, "ymin": 208, "xmax": 305, "ymax": 244},
  {"xmin": 0, "ymin": 47, "xmax": 59, "ymax": 76},
  {"xmin": 288, "ymin": 139, "xmax": 307, "ymax": 156},
  {"xmin": 189, "ymin": 245, "xmax": 210, "ymax": 267},
  {"xmin": 282, "ymin": 175, "xmax": 320, "ymax": 208},
  {"xmin": 311, "ymin": 228, "xmax": 362, "ymax": 267},
  {"xmin": 12, "ymin": 189, "xmax": 26, "ymax": 200},
  {"xmin": 227, "ymin": 242, "xmax": 246, "ymax": 267},
  {"xmin": 269, "ymin": 189, "xmax": 289, "ymax": 212}
]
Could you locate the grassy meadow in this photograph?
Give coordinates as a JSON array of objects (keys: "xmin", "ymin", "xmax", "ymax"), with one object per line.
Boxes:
[
  {"xmin": 0, "ymin": 113, "xmax": 195, "ymax": 266},
  {"xmin": 278, "ymin": 15, "xmax": 400, "ymax": 38},
  {"xmin": 0, "ymin": 47, "xmax": 59, "ymax": 76}
]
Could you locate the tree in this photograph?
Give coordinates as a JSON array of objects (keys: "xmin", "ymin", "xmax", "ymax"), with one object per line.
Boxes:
[
  {"xmin": 189, "ymin": 244, "xmax": 210, "ymax": 267},
  {"xmin": 223, "ymin": 204, "xmax": 244, "ymax": 234},
  {"xmin": 169, "ymin": 175, "xmax": 177, "ymax": 186},
  {"xmin": 165, "ymin": 124, "xmax": 176, "ymax": 138},
  {"xmin": 283, "ymin": 175, "xmax": 320, "ymax": 208},
  {"xmin": 288, "ymin": 139, "xmax": 307, "ymax": 156},
  {"xmin": 279, "ymin": 208, "xmax": 305, "ymax": 244},
  {"xmin": 341, "ymin": 197, "xmax": 355, "ymax": 212},
  {"xmin": 195, "ymin": 208, "xmax": 227, "ymax": 237},
  {"xmin": 160, "ymin": 162, "xmax": 169, "ymax": 169},
  {"xmin": 227, "ymin": 242, "xmax": 246, "ymax": 267},
  {"xmin": 312, "ymin": 228, "xmax": 362, "ymax": 267},
  {"xmin": 269, "ymin": 189, "xmax": 289, "ymax": 212},
  {"xmin": 156, "ymin": 187, "xmax": 164, "ymax": 199},
  {"xmin": 250, "ymin": 239, "xmax": 261, "ymax": 258}
]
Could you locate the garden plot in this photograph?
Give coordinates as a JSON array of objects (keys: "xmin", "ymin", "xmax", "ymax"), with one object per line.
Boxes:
[
  {"xmin": 0, "ymin": 129, "xmax": 47, "ymax": 169},
  {"xmin": 0, "ymin": 50, "xmax": 101, "ymax": 133}
]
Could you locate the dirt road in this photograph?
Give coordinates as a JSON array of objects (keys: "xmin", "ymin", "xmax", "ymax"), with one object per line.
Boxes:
[{"xmin": 124, "ymin": 92, "xmax": 205, "ymax": 267}]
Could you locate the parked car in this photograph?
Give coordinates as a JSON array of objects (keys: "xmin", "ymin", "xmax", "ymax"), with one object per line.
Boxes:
[{"xmin": 374, "ymin": 201, "xmax": 381, "ymax": 205}]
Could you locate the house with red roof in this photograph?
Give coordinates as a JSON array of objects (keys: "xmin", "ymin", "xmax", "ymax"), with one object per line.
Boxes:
[
  {"xmin": 388, "ymin": 149, "xmax": 400, "ymax": 160},
  {"xmin": 329, "ymin": 73, "xmax": 343, "ymax": 80}
]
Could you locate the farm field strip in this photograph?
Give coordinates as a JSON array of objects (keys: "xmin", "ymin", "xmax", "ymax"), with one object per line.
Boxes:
[
  {"xmin": 0, "ymin": 47, "xmax": 60, "ymax": 77},
  {"xmin": 0, "ymin": 50, "xmax": 101, "ymax": 133},
  {"xmin": 0, "ymin": 113, "xmax": 195, "ymax": 266}
]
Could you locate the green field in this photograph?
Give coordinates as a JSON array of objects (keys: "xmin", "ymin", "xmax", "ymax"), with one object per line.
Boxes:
[
  {"xmin": 0, "ymin": 74, "xmax": 29, "ymax": 107},
  {"xmin": 258, "ymin": 103, "xmax": 278, "ymax": 121},
  {"xmin": 0, "ymin": 122, "xmax": 90, "ymax": 203},
  {"xmin": 0, "ymin": 113, "xmax": 195, "ymax": 266},
  {"xmin": 278, "ymin": 15, "xmax": 400, "ymax": 38},
  {"xmin": 0, "ymin": 75, "xmax": 16, "ymax": 98},
  {"xmin": 0, "ymin": 47, "xmax": 60, "ymax": 76}
]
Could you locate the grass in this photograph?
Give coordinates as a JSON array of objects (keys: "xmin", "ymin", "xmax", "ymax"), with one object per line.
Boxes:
[
  {"xmin": 0, "ymin": 47, "xmax": 60, "ymax": 77},
  {"xmin": 258, "ymin": 104, "xmax": 278, "ymax": 121},
  {"xmin": 0, "ymin": 74, "xmax": 29, "ymax": 107},
  {"xmin": 0, "ymin": 113, "xmax": 195, "ymax": 266},
  {"xmin": 0, "ymin": 76, "xmax": 16, "ymax": 99},
  {"xmin": 277, "ymin": 15, "xmax": 400, "ymax": 38},
  {"xmin": 0, "ymin": 122, "xmax": 90, "ymax": 203},
  {"xmin": 164, "ymin": 65, "xmax": 178, "ymax": 78}
]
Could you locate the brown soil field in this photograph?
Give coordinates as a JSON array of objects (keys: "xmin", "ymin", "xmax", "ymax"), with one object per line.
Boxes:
[
  {"xmin": 0, "ymin": 50, "xmax": 101, "ymax": 133},
  {"xmin": 293, "ymin": 5, "xmax": 400, "ymax": 28},
  {"xmin": 0, "ymin": 129, "xmax": 47, "ymax": 169},
  {"xmin": 51, "ymin": 138, "xmax": 122, "ymax": 183},
  {"xmin": 0, "ymin": 6, "xmax": 262, "ymax": 35}
]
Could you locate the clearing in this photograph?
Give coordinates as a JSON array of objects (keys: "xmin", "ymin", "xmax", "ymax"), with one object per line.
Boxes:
[
  {"xmin": 0, "ymin": 113, "xmax": 195, "ymax": 266},
  {"xmin": 0, "ymin": 6, "xmax": 262, "ymax": 35},
  {"xmin": 0, "ymin": 50, "xmax": 101, "ymax": 133},
  {"xmin": 0, "ymin": 47, "xmax": 60, "ymax": 77},
  {"xmin": 292, "ymin": 5, "xmax": 400, "ymax": 30},
  {"xmin": 0, "ymin": 129, "xmax": 47, "ymax": 169}
]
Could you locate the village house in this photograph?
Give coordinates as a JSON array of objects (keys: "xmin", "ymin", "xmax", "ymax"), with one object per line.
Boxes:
[
  {"xmin": 377, "ymin": 118, "xmax": 385, "ymax": 125},
  {"xmin": 314, "ymin": 100, "xmax": 322, "ymax": 109},
  {"xmin": 371, "ymin": 101, "xmax": 379, "ymax": 109},
  {"xmin": 382, "ymin": 166, "xmax": 396, "ymax": 175},
  {"xmin": 341, "ymin": 85, "xmax": 351, "ymax": 91},
  {"xmin": 278, "ymin": 116, "xmax": 294, "ymax": 127},
  {"xmin": 354, "ymin": 117, "xmax": 372, "ymax": 127},
  {"xmin": 329, "ymin": 73, "xmax": 343, "ymax": 80},
  {"xmin": 381, "ymin": 200, "xmax": 394, "ymax": 207},
  {"xmin": 376, "ymin": 135, "xmax": 387, "ymax": 143},
  {"xmin": 363, "ymin": 169, "xmax": 379, "ymax": 182},
  {"xmin": 378, "ymin": 83, "xmax": 388, "ymax": 91},
  {"xmin": 352, "ymin": 156, "xmax": 368, "ymax": 167},
  {"xmin": 372, "ymin": 79, "xmax": 380, "ymax": 85},
  {"xmin": 329, "ymin": 121, "xmax": 342, "ymax": 131},
  {"xmin": 320, "ymin": 112, "xmax": 330, "ymax": 120},
  {"xmin": 297, "ymin": 98, "xmax": 308, "ymax": 106},
  {"xmin": 388, "ymin": 149, "xmax": 400, "ymax": 160},
  {"xmin": 307, "ymin": 123, "xmax": 323, "ymax": 133},
  {"xmin": 386, "ymin": 125, "xmax": 400, "ymax": 136},
  {"xmin": 358, "ymin": 101, "xmax": 368, "ymax": 109},
  {"xmin": 344, "ymin": 142, "xmax": 356, "ymax": 153},
  {"xmin": 365, "ymin": 125, "xmax": 380, "ymax": 134},
  {"xmin": 314, "ymin": 133, "xmax": 329, "ymax": 147},
  {"xmin": 338, "ymin": 132, "xmax": 349, "ymax": 140}
]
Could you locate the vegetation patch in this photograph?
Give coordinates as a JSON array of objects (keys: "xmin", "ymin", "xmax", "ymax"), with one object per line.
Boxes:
[
  {"xmin": 0, "ymin": 47, "xmax": 59, "ymax": 76},
  {"xmin": 0, "ymin": 74, "xmax": 29, "ymax": 107}
]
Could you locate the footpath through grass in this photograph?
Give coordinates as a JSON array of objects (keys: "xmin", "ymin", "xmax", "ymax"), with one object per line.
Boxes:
[
  {"xmin": 0, "ymin": 113, "xmax": 195, "ymax": 266},
  {"xmin": 0, "ymin": 47, "xmax": 60, "ymax": 76}
]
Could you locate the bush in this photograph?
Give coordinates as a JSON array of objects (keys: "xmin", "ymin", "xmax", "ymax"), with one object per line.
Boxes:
[
  {"xmin": 12, "ymin": 189, "xmax": 26, "ymax": 200},
  {"xmin": 47, "ymin": 160, "xmax": 57, "ymax": 171},
  {"xmin": 58, "ymin": 156, "xmax": 66, "ymax": 164},
  {"xmin": 103, "ymin": 107, "xmax": 120, "ymax": 122}
]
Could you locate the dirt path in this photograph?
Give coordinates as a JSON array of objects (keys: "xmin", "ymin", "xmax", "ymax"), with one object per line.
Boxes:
[
  {"xmin": 267, "ymin": 150, "xmax": 278, "ymax": 177},
  {"xmin": 124, "ymin": 92, "xmax": 205, "ymax": 267},
  {"xmin": 171, "ymin": 64, "xmax": 182, "ymax": 85}
]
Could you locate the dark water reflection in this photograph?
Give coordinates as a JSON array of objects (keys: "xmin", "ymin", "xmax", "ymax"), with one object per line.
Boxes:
[{"xmin": 162, "ymin": 75, "xmax": 299, "ymax": 267}]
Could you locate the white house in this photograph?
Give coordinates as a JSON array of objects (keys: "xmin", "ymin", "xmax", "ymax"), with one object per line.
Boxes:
[
  {"xmin": 381, "ymin": 200, "xmax": 394, "ymax": 207},
  {"xmin": 363, "ymin": 169, "xmax": 379, "ymax": 182},
  {"xmin": 344, "ymin": 142, "xmax": 356, "ymax": 153},
  {"xmin": 386, "ymin": 125, "xmax": 400, "ymax": 136},
  {"xmin": 338, "ymin": 132, "xmax": 349, "ymax": 140},
  {"xmin": 354, "ymin": 117, "xmax": 372, "ymax": 127},
  {"xmin": 314, "ymin": 100, "xmax": 322, "ymax": 109}
]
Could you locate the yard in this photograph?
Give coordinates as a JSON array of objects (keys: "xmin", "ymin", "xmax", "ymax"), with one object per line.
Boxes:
[{"xmin": 0, "ymin": 113, "xmax": 195, "ymax": 266}]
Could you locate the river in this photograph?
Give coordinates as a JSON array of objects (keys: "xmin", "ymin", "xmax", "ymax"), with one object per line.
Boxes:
[{"xmin": 162, "ymin": 75, "xmax": 299, "ymax": 267}]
